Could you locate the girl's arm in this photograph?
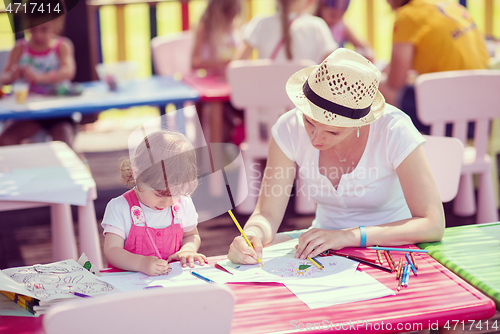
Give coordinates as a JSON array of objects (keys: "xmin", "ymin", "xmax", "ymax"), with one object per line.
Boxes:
[
  {"xmin": 378, "ymin": 43, "xmax": 414, "ymax": 105},
  {"xmin": 104, "ymin": 232, "xmax": 170, "ymax": 276},
  {"xmin": 191, "ymin": 22, "xmax": 231, "ymax": 72},
  {"xmin": 233, "ymin": 42, "xmax": 253, "ymax": 60},
  {"xmin": 295, "ymin": 144, "xmax": 445, "ymax": 259},
  {"xmin": 227, "ymin": 137, "xmax": 296, "ymax": 264},
  {"xmin": 344, "ymin": 24, "xmax": 374, "ymax": 61},
  {"xmin": 0, "ymin": 42, "xmax": 23, "ymax": 85},
  {"xmin": 167, "ymin": 227, "xmax": 208, "ymax": 267}
]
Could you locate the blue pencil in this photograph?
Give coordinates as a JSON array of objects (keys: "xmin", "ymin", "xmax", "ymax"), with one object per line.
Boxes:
[
  {"xmin": 367, "ymin": 246, "xmax": 428, "ymax": 253},
  {"xmin": 191, "ymin": 271, "xmax": 215, "ymax": 283},
  {"xmin": 405, "ymin": 253, "xmax": 417, "ymax": 275}
]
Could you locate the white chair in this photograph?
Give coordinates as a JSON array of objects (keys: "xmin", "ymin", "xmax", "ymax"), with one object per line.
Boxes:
[
  {"xmin": 422, "ymin": 135, "xmax": 464, "ymax": 203},
  {"xmin": 151, "ymin": 31, "xmax": 193, "ymax": 77},
  {"xmin": 43, "ymin": 283, "xmax": 235, "ymax": 334},
  {"xmin": 227, "ymin": 59, "xmax": 316, "ymax": 215},
  {"xmin": 415, "ymin": 70, "xmax": 500, "ymax": 224}
]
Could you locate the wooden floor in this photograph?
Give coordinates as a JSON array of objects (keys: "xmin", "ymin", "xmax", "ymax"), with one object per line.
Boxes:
[{"xmin": 0, "ymin": 142, "xmax": 498, "ymax": 330}]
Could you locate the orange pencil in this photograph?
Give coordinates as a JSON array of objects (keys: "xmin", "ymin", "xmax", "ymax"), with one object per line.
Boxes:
[
  {"xmin": 410, "ymin": 252, "xmax": 418, "ymax": 270},
  {"xmin": 384, "ymin": 251, "xmax": 395, "ymax": 272},
  {"xmin": 396, "ymin": 257, "xmax": 403, "ymax": 280}
]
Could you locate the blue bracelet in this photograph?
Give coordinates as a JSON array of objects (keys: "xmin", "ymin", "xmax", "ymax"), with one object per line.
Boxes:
[{"xmin": 359, "ymin": 226, "xmax": 367, "ymax": 247}]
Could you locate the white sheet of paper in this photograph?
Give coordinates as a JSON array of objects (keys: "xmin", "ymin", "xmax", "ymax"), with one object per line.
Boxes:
[{"xmin": 285, "ymin": 270, "xmax": 396, "ymax": 309}]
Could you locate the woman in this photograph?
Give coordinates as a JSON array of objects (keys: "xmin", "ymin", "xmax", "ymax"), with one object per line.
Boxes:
[{"xmin": 228, "ymin": 48, "xmax": 444, "ymax": 264}]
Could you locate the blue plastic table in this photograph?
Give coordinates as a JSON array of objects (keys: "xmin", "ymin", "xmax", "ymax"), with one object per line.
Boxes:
[{"xmin": 0, "ymin": 76, "xmax": 199, "ymax": 132}]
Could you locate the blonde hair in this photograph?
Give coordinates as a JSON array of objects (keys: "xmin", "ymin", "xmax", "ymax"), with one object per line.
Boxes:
[
  {"xmin": 120, "ymin": 131, "xmax": 198, "ymax": 197},
  {"xmin": 198, "ymin": 0, "xmax": 241, "ymax": 59}
]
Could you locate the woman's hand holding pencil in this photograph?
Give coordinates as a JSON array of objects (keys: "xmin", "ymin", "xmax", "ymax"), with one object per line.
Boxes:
[{"xmin": 228, "ymin": 234, "xmax": 264, "ymax": 265}]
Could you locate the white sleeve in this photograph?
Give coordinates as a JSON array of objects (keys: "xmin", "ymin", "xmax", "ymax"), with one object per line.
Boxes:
[
  {"xmin": 314, "ymin": 17, "xmax": 338, "ymax": 58},
  {"xmin": 385, "ymin": 111, "xmax": 426, "ymax": 169},
  {"xmin": 101, "ymin": 197, "xmax": 129, "ymax": 237},
  {"xmin": 181, "ymin": 196, "xmax": 198, "ymax": 232},
  {"xmin": 243, "ymin": 15, "xmax": 263, "ymax": 47},
  {"xmin": 271, "ymin": 109, "xmax": 302, "ymax": 162}
]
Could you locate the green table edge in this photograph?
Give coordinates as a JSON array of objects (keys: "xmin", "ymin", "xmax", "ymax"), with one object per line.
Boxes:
[{"xmin": 417, "ymin": 222, "xmax": 500, "ymax": 310}]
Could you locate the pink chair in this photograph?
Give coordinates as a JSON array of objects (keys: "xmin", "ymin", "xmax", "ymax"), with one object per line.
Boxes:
[
  {"xmin": 151, "ymin": 31, "xmax": 193, "ymax": 77},
  {"xmin": 415, "ymin": 70, "xmax": 500, "ymax": 223},
  {"xmin": 43, "ymin": 283, "xmax": 235, "ymax": 334},
  {"xmin": 422, "ymin": 135, "xmax": 464, "ymax": 203},
  {"xmin": 227, "ymin": 59, "xmax": 316, "ymax": 215}
]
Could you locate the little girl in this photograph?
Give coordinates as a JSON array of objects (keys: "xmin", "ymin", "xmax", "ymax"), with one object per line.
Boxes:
[
  {"xmin": 102, "ymin": 130, "xmax": 207, "ymax": 276},
  {"xmin": 0, "ymin": 14, "xmax": 76, "ymax": 146},
  {"xmin": 234, "ymin": 0, "xmax": 337, "ymax": 64},
  {"xmin": 191, "ymin": 0, "xmax": 242, "ymax": 76}
]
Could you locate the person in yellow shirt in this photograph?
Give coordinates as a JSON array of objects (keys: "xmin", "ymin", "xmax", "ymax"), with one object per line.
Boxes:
[{"xmin": 378, "ymin": 0, "xmax": 489, "ymax": 134}]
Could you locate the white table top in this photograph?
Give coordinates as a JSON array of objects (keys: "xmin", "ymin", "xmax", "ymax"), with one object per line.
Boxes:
[{"xmin": 0, "ymin": 142, "xmax": 96, "ymax": 206}]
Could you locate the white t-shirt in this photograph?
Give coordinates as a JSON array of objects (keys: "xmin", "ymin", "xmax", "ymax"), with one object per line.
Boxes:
[
  {"xmin": 243, "ymin": 13, "xmax": 338, "ymax": 64},
  {"xmin": 271, "ymin": 106, "xmax": 425, "ymax": 229},
  {"xmin": 101, "ymin": 195, "xmax": 198, "ymax": 241}
]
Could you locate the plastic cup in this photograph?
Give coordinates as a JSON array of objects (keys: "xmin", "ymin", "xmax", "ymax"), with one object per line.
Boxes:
[{"xmin": 13, "ymin": 82, "xmax": 29, "ymax": 104}]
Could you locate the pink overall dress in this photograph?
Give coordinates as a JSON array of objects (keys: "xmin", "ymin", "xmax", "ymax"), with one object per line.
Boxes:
[{"xmin": 122, "ymin": 189, "xmax": 183, "ymax": 260}]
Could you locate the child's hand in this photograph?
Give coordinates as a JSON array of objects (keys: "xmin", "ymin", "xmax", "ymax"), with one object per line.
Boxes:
[
  {"xmin": 21, "ymin": 67, "xmax": 41, "ymax": 84},
  {"xmin": 167, "ymin": 251, "xmax": 208, "ymax": 268},
  {"xmin": 140, "ymin": 256, "xmax": 170, "ymax": 276}
]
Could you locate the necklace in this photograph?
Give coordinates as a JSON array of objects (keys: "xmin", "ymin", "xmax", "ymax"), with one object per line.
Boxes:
[{"xmin": 333, "ymin": 146, "xmax": 352, "ymax": 162}]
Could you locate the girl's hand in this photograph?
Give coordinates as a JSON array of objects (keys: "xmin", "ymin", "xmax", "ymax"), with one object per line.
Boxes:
[
  {"xmin": 140, "ymin": 256, "xmax": 170, "ymax": 276},
  {"xmin": 21, "ymin": 67, "xmax": 42, "ymax": 84},
  {"xmin": 8, "ymin": 65, "xmax": 22, "ymax": 83},
  {"xmin": 295, "ymin": 228, "xmax": 347, "ymax": 260},
  {"xmin": 227, "ymin": 235, "xmax": 263, "ymax": 265},
  {"xmin": 167, "ymin": 251, "xmax": 208, "ymax": 268}
]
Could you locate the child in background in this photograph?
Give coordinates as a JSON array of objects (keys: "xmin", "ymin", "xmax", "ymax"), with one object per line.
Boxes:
[
  {"xmin": 102, "ymin": 131, "xmax": 207, "ymax": 276},
  {"xmin": 315, "ymin": 0, "xmax": 373, "ymax": 61},
  {"xmin": 0, "ymin": 14, "xmax": 76, "ymax": 147},
  {"xmin": 191, "ymin": 0, "xmax": 242, "ymax": 76},
  {"xmin": 234, "ymin": 0, "xmax": 337, "ymax": 64}
]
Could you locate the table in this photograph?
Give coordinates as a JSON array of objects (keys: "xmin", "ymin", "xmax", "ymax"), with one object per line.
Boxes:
[
  {"xmin": 2, "ymin": 246, "xmax": 496, "ymax": 333},
  {"xmin": 183, "ymin": 73, "xmax": 231, "ymax": 144},
  {"xmin": 0, "ymin": 76, "xmax": 199, "ymax": 132},
  {"xmin": 0, "ymin": 142, "xmax": 103, "ymax": 269},
  {"xmin": 418, "ymin": 222, "xmax": 500, "ymax": 310}
]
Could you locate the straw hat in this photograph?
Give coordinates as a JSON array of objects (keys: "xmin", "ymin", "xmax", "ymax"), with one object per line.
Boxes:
[{"xmin": 286, "ymin": 48, "xmax": 385, "ymax": 127}]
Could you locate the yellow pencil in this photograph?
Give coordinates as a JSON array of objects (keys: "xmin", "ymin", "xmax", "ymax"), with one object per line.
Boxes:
[
  {"xmin": 228, "ymin": 210, "xmax": 263, "ymax": 267},
  {"xmin": 307, "ymin": 257, "xmax": 324, "ymax": 270}
]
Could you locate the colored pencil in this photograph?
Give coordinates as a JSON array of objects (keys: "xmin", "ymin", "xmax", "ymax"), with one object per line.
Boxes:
[
  {"xmin": 71, "ymin": 291, "xmax": 91, "ymax": 298},
  {"xmin": 387, "ymin": 251, "xmax": 396, "ymax": 270},
  {"xmin": 367, "ymin": 246, "xmax": 429, "ymax": 253},
  {"xmin": 397, "ymin": 265, "xmax": 404, "ymax": 291},
  {"xmin": 307, "ymin": 257, "xmax": 324, "ymax": 270},
  {"xmin": 396, "ymin": 257, "xmax": 403, "ymax": 280},
  {"xmin": 384, "ymin": 251, "xmax": 395, "ymax": 272},
  {"xmin": 405, "ymin": 253, "xmax": 417, "ymax": 275},
  {"xmin": 403, "ymin": 263, "xmax": 410, "ymax": 287},
  {"xmin": 332, "ymin": 253, "xmax": 392, "ymax": 273},
  {"xmin": 312, "ymin": 257, "xmax": 324, "ymax": 268},
  {"xmin": 215, "ymin": 263, "xmax": 233, "ymax": 275},
  {"xmin": 375, "ymin": 246, "xmax": 384, "ymax": 264},
  {"xmin": 191, "ymin": 271, "xmax": 215, "ymax": 283},
  {"xmin": 228, "ymin": 210, "xmax": 263, "ymax": 267},
  {"xmin": 331, "ymin": 251, "xmax": 378, "ymax": 264},
  {"xmin": 410, "ymin": 252, "xmax": 418, "ymax": 269}
]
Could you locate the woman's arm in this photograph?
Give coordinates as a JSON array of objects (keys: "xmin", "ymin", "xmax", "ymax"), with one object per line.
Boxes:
[
  {"xmin": 295, "ymin": 144, "xmax": 445, "ymax": 259},
  {"xmin": 0, "ymin": 43, "xmax": 23, "ymax": 85},
  {"xmin": 104, "ymin": 232, "xmax": 170, "ymax": 276},
  {"xmin": 167, "ymin": 227, "xmax": 208, "ymax": 267},
  {"xmin": 378, "ymin": 43, "xmax": 414, "ymax": 105},
  {"xmin": 227, "ymin": 137, "xmax": 297, "ymax": 264}
]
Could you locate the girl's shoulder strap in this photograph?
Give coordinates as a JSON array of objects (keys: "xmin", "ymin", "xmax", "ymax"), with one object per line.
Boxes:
[
  {"xmin": 123, "ymin": 189, "xmax": 140, "ymax": 208},
  {"xmin": 54, "ymin": 37, "xmax": 64, "ymax": 54}
]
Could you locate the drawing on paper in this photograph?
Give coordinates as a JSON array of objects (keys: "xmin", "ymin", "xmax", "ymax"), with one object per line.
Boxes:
[
  {"xmin": 8, "ymin": 261, "xmax": 114, "ymax": 299},
  {"xmin": 262, "ymin": 256, "xmax": 351, "ymax": 278}
]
